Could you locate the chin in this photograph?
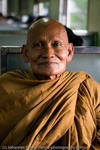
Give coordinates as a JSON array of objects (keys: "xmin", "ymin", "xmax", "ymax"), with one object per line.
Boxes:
[
  {"xmin": 39, "ymin": 70, "xmax": 63, "ymax": 78},
  {"xmin": 40, "ymin": 73, "xmax": 56, "ymax": 77},
  {"xmin": 33, "ymin": 67, "xmax": 65, "ymax": 79}
]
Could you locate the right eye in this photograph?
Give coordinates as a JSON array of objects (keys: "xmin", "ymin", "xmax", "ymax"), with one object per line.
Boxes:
[{"xmin": 32, "ymin": 42, "xmax": 42, "ymax": 48}]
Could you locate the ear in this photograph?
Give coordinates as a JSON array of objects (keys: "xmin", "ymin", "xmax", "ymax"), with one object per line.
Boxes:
[
  {"xmin": 66, "ymin": 43, "xmax": 74, "ymax": 62},
  {"xmin": 21, "ymin": 44, "xmax": 29, "ymax": 63}
]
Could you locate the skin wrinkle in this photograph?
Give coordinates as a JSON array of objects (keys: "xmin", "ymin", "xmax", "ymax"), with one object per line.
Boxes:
[{"xmin": 22, "ymin": 18, "xmax": 74, "ymax": 80}]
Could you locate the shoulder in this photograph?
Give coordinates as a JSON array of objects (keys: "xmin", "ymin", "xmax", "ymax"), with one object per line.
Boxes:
[
  {"xmin": 68, "ymin": 71, "xmax": 99, "ymax": 85},
  {"xmin": 65, "ymin": 71, "xmax": 100, "ymax": 100},
  {"xmin": 0, "ymin": 70, "xmax": 28, "ymax": 85},
  {"xmin": 79, "ymin": 72, "xmax": 100, "ymax": 91},
  {"xmin": 63, "ymin": 71, "xmax": 92, "ymax": 83},
  {"xmin": 0, "ymin": 70, "xmax": 27, "ymax": 79},
  {"xmin": 78, "ymin": 72, "xmax": 100, "ymax": 108},
  {"xmin": 0, "ymin": 70, "xmax": 31, "ymax": 93}
]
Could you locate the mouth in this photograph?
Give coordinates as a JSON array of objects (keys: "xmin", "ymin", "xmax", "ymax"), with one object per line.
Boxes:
[{"xmin": 39, "ymin": 61, "xmax": 58, "ymax": 66}]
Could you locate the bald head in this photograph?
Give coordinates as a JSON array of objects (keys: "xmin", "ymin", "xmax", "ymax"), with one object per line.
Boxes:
[
  {"xmin": 26, "ymin": 18, "xmax": 69, "ymax": 46},
  {"xmin": 22, "ymin": 18, "xmax": 74, "ymax": 80},
  {"xmin": 29, "ymin": 18, "xmax": 65, "ymax": 30}
]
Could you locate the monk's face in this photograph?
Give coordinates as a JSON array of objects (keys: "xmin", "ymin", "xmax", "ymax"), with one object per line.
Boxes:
[{"xmin": 23, "ymin": 19, "xmax": 74, "ymax": 79}]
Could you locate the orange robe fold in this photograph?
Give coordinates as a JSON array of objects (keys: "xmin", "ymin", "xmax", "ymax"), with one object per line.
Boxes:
[{"xmin": 0, "ymin": 69, "xmax": 100, "ymax": 150}]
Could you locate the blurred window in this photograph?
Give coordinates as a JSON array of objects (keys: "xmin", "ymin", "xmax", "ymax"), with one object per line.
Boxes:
[
  {"xmin": 59, "ymin": 0, "xmax": 88, "ymax": 30},
  {"xmin": 33, "ymin": 2, "xmax": 50, "ymax": 17},
  {"xmin": 59, "ymin": 0, "xmax": 68, "ymax": 25},
  {"xmin": 0, "ymin": 0, "xmax": 7, "ymax": 15},
  {"xmin": 0, "ymin": 0, "xmax": 2, "ymax": 12},
  {"xmin": 67, "ymin": 0, "xmax": 88, "ymax": 30}
]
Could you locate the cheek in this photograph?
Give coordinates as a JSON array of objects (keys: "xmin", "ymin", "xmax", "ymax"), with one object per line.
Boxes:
[
  {"xmin": 57, "ymin": 50, "xmax": 68, "ymax": 62},
  {"xmin": 28, "ymin": 50, "xmax": 40, "ymax": 61}
]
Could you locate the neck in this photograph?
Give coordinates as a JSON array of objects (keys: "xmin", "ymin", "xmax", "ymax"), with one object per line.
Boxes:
[{"xmin": 34, "ymin": 73, "xmax": 61, "ymax": 80}]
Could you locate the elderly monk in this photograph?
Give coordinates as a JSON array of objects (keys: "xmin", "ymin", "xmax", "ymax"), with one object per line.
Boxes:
[{"xmin": 0, "ymin": 18, "xmax": 100, "ymax": 150}]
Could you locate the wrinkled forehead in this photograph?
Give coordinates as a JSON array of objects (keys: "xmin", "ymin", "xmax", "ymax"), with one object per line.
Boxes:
[{"xmin": 27, "ymin": 18, "xmax": 68, "ymax": 44}]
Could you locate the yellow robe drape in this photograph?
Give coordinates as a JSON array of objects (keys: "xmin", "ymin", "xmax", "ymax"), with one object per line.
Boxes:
[{"xmin": 0, "ymin": 69, "xmax": 100, "ymax": 150}]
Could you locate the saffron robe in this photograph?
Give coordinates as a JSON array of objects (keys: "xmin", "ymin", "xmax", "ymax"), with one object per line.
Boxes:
[{"xmin": 0, "ymin": 69, "xmax": 100, "ymax": 150}]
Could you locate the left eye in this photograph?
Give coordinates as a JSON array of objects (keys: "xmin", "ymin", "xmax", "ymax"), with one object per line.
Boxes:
[{"xmin": 52, "ymin": 41, "xmax": 61, "ymax": 47}]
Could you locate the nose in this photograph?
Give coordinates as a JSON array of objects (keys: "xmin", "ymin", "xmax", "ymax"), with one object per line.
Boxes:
[{"xmin": 42, "ymin": 44, "xmax": 55, "ymax": 59}]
